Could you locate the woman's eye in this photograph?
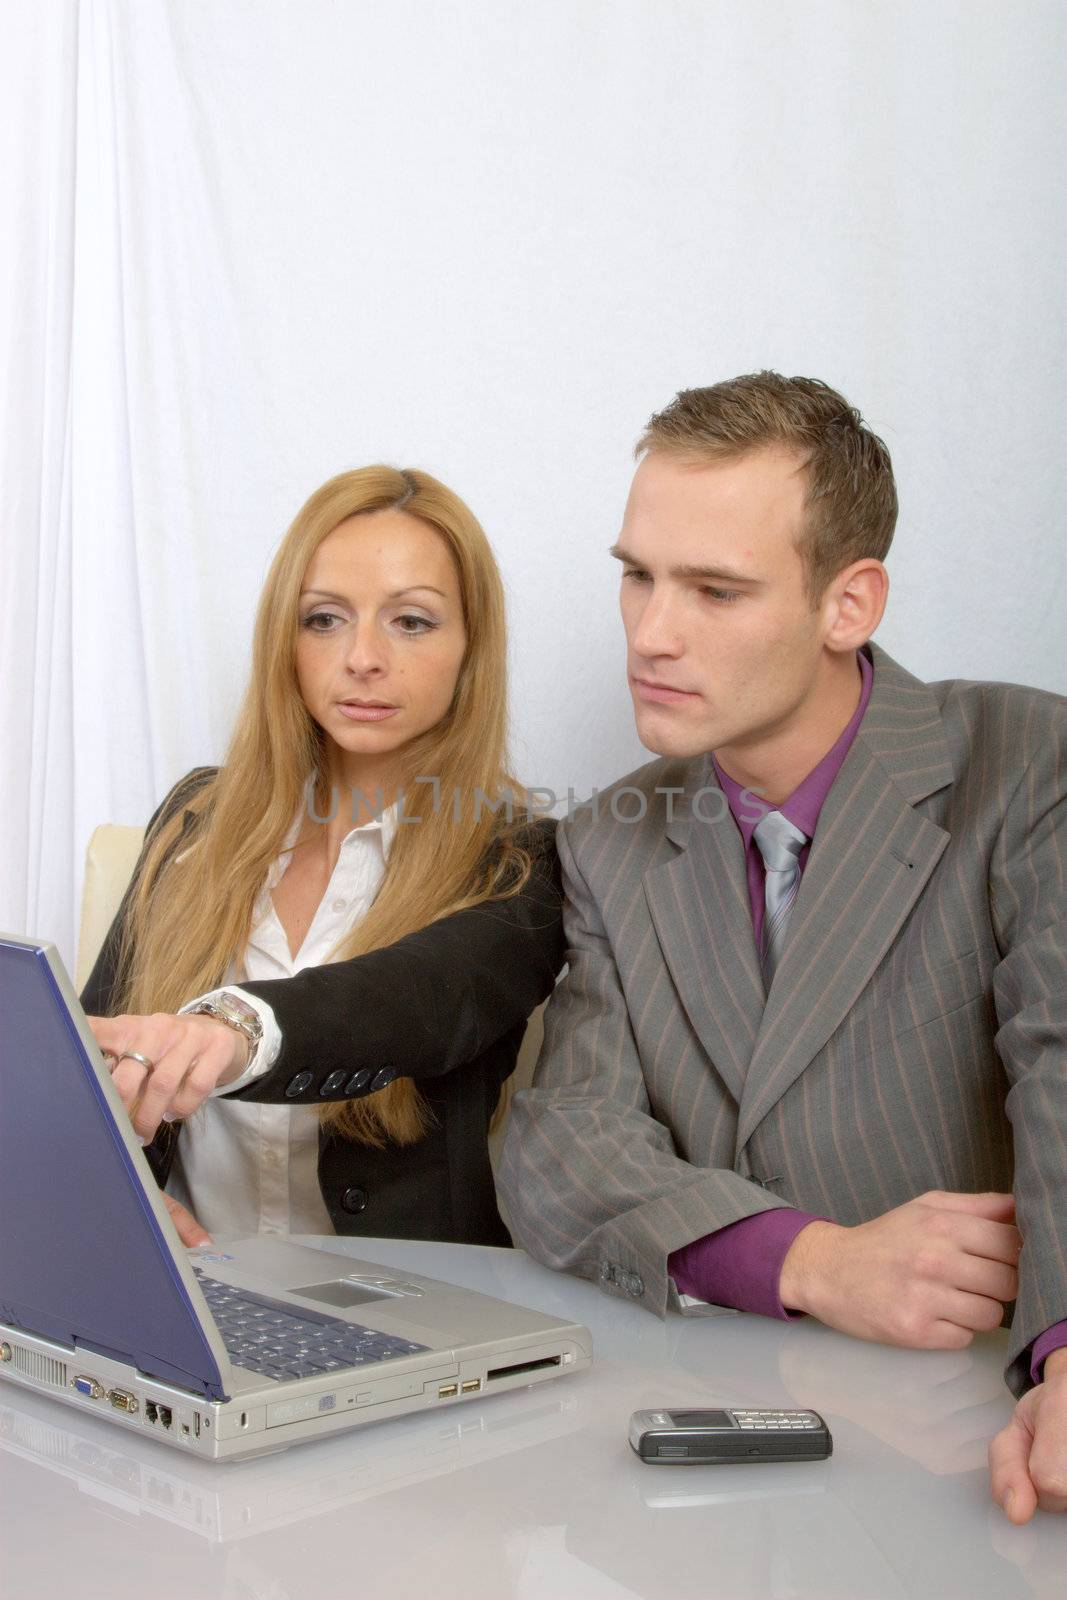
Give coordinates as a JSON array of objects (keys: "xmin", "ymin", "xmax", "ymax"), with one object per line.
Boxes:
[
  {"xmin": 394, "ymin": 614, "xmax": 436, "ymax": 634},
  {"xmin": 301, "ymin": 610, "xmax": 344, "ymax": 632}
]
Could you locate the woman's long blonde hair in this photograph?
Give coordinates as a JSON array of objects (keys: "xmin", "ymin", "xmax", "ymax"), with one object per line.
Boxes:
[{"xmin": 112, "ymin": 466, "xmax": 533, "ymax": 1145}]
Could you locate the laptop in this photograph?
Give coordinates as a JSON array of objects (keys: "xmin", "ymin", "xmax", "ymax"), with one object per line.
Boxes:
[{"xmin": 0, "ymin": 934, "xmax": 592, "ymax": 1461}]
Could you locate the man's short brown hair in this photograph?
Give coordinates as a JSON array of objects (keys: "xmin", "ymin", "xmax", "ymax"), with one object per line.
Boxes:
[{"xmin": 636, "ymin": 372, "xmax": 897, "ymax": 603}]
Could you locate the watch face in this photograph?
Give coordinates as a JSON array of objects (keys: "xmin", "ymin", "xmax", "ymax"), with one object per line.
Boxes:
[
  {"xmin": 224, "ymin": 997, "xmax": 259, "ymax": 1026},
  {"xmin": 201, "ymin": 995, "xmax": 262, "ymax": 1038},
  {"xmin": 211, "ymin": 991, "xmax": 247, "ymax": 1017}
]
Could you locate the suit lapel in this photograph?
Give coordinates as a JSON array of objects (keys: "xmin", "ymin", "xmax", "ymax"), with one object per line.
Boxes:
[
  {"xmin": 643, "ymin": 759, "xmax": 765, "ymax": 1104},
  {"xmin": 735, "ymin": 645, "xmax": 954, "ymax": 1150}
]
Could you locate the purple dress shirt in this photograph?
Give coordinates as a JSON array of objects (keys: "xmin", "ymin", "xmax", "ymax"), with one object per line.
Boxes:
[{"xmin": 666, "ymin": 650, "xmax": 1066, "ymax": 1383}]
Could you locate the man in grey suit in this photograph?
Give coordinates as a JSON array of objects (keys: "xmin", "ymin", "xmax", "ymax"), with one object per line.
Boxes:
[{"xmin": 499, "ymin": 372, "xmax": 1067, "ymax": 1522}]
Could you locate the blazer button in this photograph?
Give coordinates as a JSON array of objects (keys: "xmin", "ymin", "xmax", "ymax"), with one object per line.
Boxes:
[
  {"xmin": 320, "ymin": 1070, "xmax": 349, "ymax": 1097},
  {"xmin": 369, "ymin": 1067, "xmax": 396, "ymax": 1092},
  {"xmin": 341, "ymin": 1186, "xmax": 368, "ymax": 1215},
  {"xmin": 284, "ymin": 1071, "xmax": 313, "ymax": 1098},
  {"xmin": 343, "ymin": 1069, "xmax": 373, "ymax": 1097}
]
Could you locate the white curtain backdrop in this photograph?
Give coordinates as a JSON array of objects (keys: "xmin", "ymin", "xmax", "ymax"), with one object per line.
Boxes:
[{"xmin": 2, "ymin": 0, "xmax": 1065, "ymax": 973}]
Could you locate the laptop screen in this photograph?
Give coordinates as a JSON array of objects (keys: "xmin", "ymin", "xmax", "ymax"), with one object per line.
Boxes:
[{"xmin": 0, "ymin": 937, "xmax": 228, "ymax": 1401}]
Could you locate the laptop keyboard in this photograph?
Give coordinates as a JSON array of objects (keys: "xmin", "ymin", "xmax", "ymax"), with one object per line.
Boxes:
[{"xmin": 193, "ymin": 1268, "xmax": 430, "ymax": 1382}]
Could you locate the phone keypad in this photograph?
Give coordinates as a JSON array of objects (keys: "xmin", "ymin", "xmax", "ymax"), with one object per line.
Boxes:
[{"xmin": 734, "ymin": 1410, "xmax": 821, "ymax": 1431}]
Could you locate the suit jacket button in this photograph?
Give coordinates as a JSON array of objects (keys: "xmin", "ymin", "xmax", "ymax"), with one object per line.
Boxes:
[
  {"xmin": 341, "ymin": 1187, "xmax": 368, "ymax": 1215},
  {"xmin": 284, "ymin": 1071, "xmax": 313, "ymax": 1098},
  {"xmin": 343, "ymin": 1069, "xmax": 373, "ymax": 1096},
  {"xmin": 320, "ymin": 1070, "xmax": 349, "ymax": 1097},
  {"xmin": 369, "ymin": 1067, "xmax": 396, "ymax": 1092}
]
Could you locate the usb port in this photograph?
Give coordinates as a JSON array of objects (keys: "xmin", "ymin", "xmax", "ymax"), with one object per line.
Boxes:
[
  {"xmin": 108, "ymin": 1389, "xmax": 139, "ymax": 1414},
  {"xmin": 438, "ymin": 1383, "xmax": 459, "ymax": 1398},
  {"xmin": 461, "ymin": 1379, "xmax": 481, "ymax": 1393}
]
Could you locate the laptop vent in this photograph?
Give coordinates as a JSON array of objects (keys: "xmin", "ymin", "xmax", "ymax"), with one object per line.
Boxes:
[{"xmin": 11, "ymin": 1346, "xmax": 68, "ymax": 1389}]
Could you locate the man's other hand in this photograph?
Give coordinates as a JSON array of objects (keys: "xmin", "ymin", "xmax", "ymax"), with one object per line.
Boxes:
[{"xmin": 989, "ymin": 1349, "xmax": 1067, "ymax": 1522}]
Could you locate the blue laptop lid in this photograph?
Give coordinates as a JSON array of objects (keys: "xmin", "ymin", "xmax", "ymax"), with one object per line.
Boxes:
[{"xmin": 0, "ymin": 936, "xmax": 229, "ymax": 1402}]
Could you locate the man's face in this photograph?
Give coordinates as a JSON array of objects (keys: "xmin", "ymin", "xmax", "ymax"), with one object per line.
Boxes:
[{"xmin": 615, "ymin": 447, "xmax": 831, "ymax": 762}]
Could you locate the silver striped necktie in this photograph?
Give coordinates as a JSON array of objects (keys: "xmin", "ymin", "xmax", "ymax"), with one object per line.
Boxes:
[{"xmin": 753, "ymin": 810, "xmax": 807, "ymax": 983}]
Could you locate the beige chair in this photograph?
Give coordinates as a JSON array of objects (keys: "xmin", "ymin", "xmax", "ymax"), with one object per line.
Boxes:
[
  {"xmin": 75, "ymin": 825, "xmax": 146, "ymax": 991},
  {"xmin": 75, "ymin": 824, "xmax": 544, "ymax": 1175}
]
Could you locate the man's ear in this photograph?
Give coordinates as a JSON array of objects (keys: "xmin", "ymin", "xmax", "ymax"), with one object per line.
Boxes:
[{"xmin": 821, "ymin": 559, "xmax": 889, "ymax": 654}]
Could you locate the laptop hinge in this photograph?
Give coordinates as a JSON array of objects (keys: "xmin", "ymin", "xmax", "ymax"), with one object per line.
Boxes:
[
  {"xmin": 75, "ymin": 1334, "xmax": 229, "ymax": 1403},
  {"xmin": 75, "ymin": 1334, "xmax": 135, "ymax": 1365}
]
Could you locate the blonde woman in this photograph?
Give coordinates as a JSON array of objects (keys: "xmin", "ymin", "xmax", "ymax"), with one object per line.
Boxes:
[{"xmin": 81, "ymin": 467, "xmax": 563, "ymax": 1249}]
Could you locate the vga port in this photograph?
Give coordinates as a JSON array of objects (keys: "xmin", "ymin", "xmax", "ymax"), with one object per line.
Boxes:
[{"xmin": 71, "ymin": 1376, "xmax": 104, "ymax": 1400}]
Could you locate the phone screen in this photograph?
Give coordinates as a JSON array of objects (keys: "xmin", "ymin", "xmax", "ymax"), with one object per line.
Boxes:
[{"xmin": 668, "ymin": 1410, "xmax": 734, "ymax": 1429}]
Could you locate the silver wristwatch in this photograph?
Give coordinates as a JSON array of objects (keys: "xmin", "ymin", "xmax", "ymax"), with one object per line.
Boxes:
[{"xmin": 189, "ymin": 991, "xmax": 264, "ymax": 1067}]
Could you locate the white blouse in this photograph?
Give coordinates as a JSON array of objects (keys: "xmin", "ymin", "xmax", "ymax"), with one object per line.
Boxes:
[{"xmin": 166, "ymin": 804, "xmax": 398, "ymax": 1239}]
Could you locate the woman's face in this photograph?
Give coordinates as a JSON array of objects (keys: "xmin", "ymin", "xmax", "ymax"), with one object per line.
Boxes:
[{"xmin": 295, "ymin": 510, "xmax": 468, "ymax": 782}]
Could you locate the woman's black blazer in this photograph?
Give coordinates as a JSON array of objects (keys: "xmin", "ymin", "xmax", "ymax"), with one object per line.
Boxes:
[{"xmin": 80, "ymin": 768, "xmax": 565, "ymax": 1248}]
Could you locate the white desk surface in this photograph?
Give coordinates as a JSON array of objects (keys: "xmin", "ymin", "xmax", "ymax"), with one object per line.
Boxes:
[{"xmin": 1, "ymin": 1235, "xmax": 1063, "ymax": 1600}]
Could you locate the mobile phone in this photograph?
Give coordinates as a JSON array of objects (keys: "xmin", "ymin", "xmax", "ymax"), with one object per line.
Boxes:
[{"xmin": 629, "ymin": 1407, "xmax": 832, "ymax": 1464}]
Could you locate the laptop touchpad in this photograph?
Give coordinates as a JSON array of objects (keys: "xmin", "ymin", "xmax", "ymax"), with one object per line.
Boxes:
[{"xmin": 294, "ymin": 1279, "xmax": 398, "ymax": 1308}]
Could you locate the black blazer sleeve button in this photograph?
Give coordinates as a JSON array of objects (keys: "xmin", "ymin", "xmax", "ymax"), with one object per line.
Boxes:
[
  {"xmin": 369, "ymin": 1067, "xmax": 397, "ymax": 1092},
  {"xmin": 340, "ymin": 1186, "xmax": 368, "ymax": 1215},
  {"xmin": 343, "ymin": 1069, "xmax": 373, "ymax": 1097},
  {"xmin": 320, "ymin": 1070, "xmax": 349, "ymax": 1097},
  {"xmin": 284, "ymin": 1071, "xmax": 314, "ymax": 1098}
]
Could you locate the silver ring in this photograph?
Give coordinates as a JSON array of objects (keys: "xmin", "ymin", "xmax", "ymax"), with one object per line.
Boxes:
[{"xmin": 117, "ymin": 1050, "xmax": 155, "ymax": 1071}]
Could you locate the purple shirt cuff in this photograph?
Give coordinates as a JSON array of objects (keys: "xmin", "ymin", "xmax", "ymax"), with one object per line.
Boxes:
[
  {"xmin": 668, "ymin": 1209, "xmax": 821, "ymax": 1320},
  {"xmin": 1030, "ymin": 1321, "xmax": 1067, "ymax": 1384}
]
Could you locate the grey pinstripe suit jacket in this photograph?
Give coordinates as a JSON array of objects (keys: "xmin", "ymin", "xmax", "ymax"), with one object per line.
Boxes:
[{"xmin": 498, "ymin": 645, "xmax": 1067, "ymax": 1395}]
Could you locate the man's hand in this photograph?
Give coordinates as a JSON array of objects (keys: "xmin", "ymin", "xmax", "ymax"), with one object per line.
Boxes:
[
  {"xmin": 989, "ymin": 1349, "xmax": 1067, "ymax": 1522},
  {"xmin": 162, "ymin": 1193, "xmax": 213, "ymax": 1249},
  {"xmin": 87, "ymin": 1013, "xmax": 251, "ymax": 1143},
  {"xmin": 779, "ymin": 1190, "xmax": 1020, "ymax": 1349}
]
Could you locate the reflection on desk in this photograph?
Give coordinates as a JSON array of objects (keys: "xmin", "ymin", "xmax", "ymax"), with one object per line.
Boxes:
[
  {"xmin": 0, "ymin": 1380, "xmax": 582, "ymax": 1542},
  {"xmin": 0, "ymin": 1236, "xmax": 1063, "ymax": 1600}
]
